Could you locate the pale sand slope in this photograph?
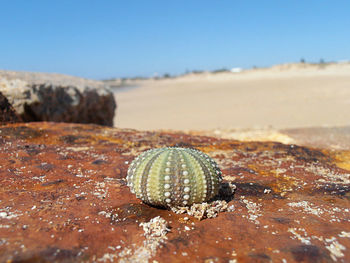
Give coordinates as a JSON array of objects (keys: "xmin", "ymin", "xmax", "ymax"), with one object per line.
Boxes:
[{"xmin": 113, "ymin": 63, "xmax": 350, "ymax": 131}]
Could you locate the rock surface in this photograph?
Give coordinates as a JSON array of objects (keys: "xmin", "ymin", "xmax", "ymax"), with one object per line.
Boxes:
[
  {"xmin": 0, "ymin": 71, "xmax": 116, "ymax": 126},
  {"xmin": 198, "ymin": 126, "xmax": 350, "ymax": 151},
  {"xmin": 0, "ymin": 92, "xmax": 21, "ymax": 124},
  {"xmin": 0, "ymin": 122, "xmax": 350, "ymax": 262}
]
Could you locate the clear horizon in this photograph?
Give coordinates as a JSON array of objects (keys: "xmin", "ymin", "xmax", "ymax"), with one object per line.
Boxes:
[{"xmin": 1, "ymin": 0, "xmax": 349, "ymax": 80}]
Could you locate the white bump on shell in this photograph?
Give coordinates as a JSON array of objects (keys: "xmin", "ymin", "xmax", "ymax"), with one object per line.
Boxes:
[
  {"xmin": 164, "ymin": 175, "xmax": 170, "ymax": 181},
  {"xmin": 183, "ymin": 201, "xmax": 188, "ymax": 205},
  {"xmin": 183, "ymin": 195, "xmax": 190, "ymax": 200},
  {"xmin": 165, "ymin": 168, "xmax": 170, "ymax": 173},
  {"xmin": 183, "ymin": 171, "xmax": 188, "ymax": 176},
  {"xmin": 181, "ymin": 164, "xmax": 186, "ymax": 168},
  {"xmin": 184, "ymin": 187, "xmax": 190, "ymax": 192},
  {"xmin": 166, "ymin": 161, "xmax": 171, "ymax": 166},
  {"xmin": 164, "ymin": 184, "xmax": 170, "ymax": 189},
  {"xmin": 165, "ymin": 198, "xmax": 171, "ymax": 203},
  {"xmin": 184, "ymin": 179, "xmax": 190, "ymax": 184},
  {"xmin": 164, "ymin": 192, "xmax": 171, "ymax": 197}
]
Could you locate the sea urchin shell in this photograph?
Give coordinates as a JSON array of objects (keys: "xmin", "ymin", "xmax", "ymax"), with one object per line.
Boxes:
[{"xmin": 126, "ymin": 147, "xmax": 222, "ymax": 207}]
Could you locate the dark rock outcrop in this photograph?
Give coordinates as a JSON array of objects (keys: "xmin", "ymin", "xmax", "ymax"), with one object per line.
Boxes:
[
  {"xmin": 0, "ymin": 122, "xmax": 349, "ymax": 262},
  {"xmin": 0, "ymin": 71, "xmax": 116, "ymax": 126},
  {"xmin": 0, "ymin": 91, "xmax": 21, "ymax": 124}
]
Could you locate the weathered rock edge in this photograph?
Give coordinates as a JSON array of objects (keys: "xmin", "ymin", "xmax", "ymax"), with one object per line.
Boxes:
[
  {"xmin": 0, "ymin": 122, "xmax": 349, "ymax": 262},
  {"xmin": 0, "ymin": 91, "xmax": 21, "ymax": 124},
  {"xmin": 0, "ymin": 72, "xmax": 116, "ymax": 126}
]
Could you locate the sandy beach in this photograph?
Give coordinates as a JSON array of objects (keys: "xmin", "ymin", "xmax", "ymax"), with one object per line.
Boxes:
[{"xmin": 113, "ymin": 63, "xmax": 350, "ymax": 132}]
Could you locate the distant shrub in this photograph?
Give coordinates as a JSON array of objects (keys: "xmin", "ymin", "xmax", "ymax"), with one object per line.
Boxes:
[
  {"xmin": 129, "ymin": 76, "xmax": 147, "ymax": 80},
  {"xmin": 212, "ymin": 68, "xmax": 229, "ymax": 74},
  {"xmin": 191, "ymin": 70, "xmax": 204, "ymax": 74}
]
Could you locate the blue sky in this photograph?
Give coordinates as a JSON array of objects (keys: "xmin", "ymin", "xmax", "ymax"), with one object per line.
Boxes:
[{"xmin": 1, "ymin": 0, "xmax": 349, "ymax": 79}]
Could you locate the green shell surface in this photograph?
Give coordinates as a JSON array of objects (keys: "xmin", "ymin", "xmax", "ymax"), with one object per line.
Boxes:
[{"xmin": 126, "ymin": 147, "xmax": 222, "ymax": 207}]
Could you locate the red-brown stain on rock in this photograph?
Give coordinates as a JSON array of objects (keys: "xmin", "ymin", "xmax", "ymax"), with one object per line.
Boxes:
[{"xmin": 0, "ymin": 122, "xmax": 349, "ymax": 262}]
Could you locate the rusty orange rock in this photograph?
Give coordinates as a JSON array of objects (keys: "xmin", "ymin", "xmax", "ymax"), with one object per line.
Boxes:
[{"xmin": 0, "ymin": 122, "xmax": 349, "ymax": 262}]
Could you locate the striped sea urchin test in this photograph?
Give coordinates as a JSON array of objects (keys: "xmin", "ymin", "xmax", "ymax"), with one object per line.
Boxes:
[{"xmin": 126, "ymin": 147, "xmax": 222, "ymax": 207}]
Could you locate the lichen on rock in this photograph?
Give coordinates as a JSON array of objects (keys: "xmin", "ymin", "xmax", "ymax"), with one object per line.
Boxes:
[{"xmin": 1, "ymin": 122, "xmax": 350, "ymax": 262}]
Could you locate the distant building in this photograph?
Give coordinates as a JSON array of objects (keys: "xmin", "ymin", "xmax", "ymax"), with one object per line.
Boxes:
[{"xmin": 230, "ymin": 67, "xmax": 243, "ymax": 73}]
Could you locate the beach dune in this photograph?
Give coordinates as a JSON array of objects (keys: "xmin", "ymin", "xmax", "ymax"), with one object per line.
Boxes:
[{"xmin": 113, "ymin": 63, "xmax": 350, "ymax": 131}]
